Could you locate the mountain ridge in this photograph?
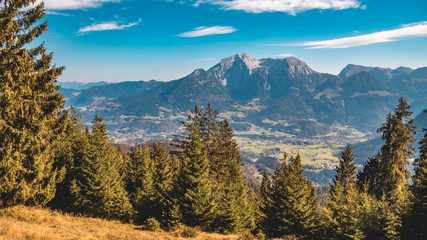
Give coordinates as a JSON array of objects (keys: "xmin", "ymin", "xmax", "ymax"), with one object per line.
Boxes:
[{"xmin": 61, "ymin": 53, "xmax": 426, "ymax": 145}]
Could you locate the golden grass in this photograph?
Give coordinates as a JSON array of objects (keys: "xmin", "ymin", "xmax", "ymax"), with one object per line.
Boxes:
[{"xmin": 0, "ymin": 206, "xmax": 238, "ymax": 240}]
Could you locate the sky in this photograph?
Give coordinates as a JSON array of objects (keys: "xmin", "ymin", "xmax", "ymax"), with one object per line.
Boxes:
[{"xmin": 33, "ymin": 0, "xmax": 427, "ymax": 83}]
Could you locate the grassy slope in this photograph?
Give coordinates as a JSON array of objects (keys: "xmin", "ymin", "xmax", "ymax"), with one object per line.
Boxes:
[{"xmin": 0, "ymin": 206, "xmax": 238, "ymax": 240}]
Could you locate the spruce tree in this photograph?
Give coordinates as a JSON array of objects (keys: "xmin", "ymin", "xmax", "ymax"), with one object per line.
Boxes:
[
  {"xmin": 356, "ymin": 98, "xmax": 416, "ymax": 239},
  {"xmin": 256, "ymin": 171, "xmax": 272, "ymax": 234},
  {"xmin": 49, "ymin": 107, "xmax": 85, "ymax": 210},
  {"xmin": 324, "ymin": 145, "xmax": 364, "ymax": 239},
  {"xmin": 404, "ymin": 128, "xmax": 427, "ymax": 238},
  {"xmin": 263, "ymin": 154, "xmax": 318, "ymax": 239},
  {"xmin": 356, "ymin": 154, "xmax": 382, "ymax": 197},
  {"xmin": 68, "ymin": 116, "xmax": 133, "ymax": 220},
  {"xmin": 213, "ymin": 119, "xmax": 254, "ymax": 233},
  {"xmin": 176, "ymin": 119, "xmax": 215, "ymax": 230},
  {"xmin": 124, "ymin": 145, "xmax": 155, "ymax": 224},
  {"xmin": 177, "ymin": 105, "xmax": 253, "ymax": 233},
  {"xmin": 377, "ymin": 97, "xmax": 416, "ymax": 203},
  {"xmin": 357, "ymin": 190, "xmax": 389, "ymax": 239},
  {"xmin": 0, "ymin": 0, "xmax": 68, "ymax": 207},
  {"xmin": 377, "ymin": 98, "xmax": 416, "ymax": 239},
  {"xmin": 150, "ymin": 140, "xmax": 177, "ymax": 228},
  {"xmin": 332, "ymin": 144, "xmax": 357, "ymax": 193}
]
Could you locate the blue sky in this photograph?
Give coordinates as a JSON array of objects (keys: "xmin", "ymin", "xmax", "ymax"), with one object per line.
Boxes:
[{"xmin": 35, "ymin": 0, "xmax": 427, "ymax": 82}]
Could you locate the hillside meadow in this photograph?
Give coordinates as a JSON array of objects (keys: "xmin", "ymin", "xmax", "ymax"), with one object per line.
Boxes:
[{"xmin": 0, "ymin": 206, "xmax": 239, "ymax": 240}]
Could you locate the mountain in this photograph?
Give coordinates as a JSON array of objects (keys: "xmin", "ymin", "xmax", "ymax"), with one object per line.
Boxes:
[
  {"xmin": 339, "ymin": 64, "xmax": 427, "ymax": 115},
  {"xmin": 338, "ymin": 64, "xmax": 413, "ymax": 83},
  {"xmin": 58, "ymin": 81, "xmax": 109, "ymax": 90},
  {"xmin": 67, "ymin": 80, "xmax": 164, "ymax": 107},
  {"xmin": 62, "ymin": 53, "xmax": 417, "ymax": 145},
  {"xmin": 339, "ymin": 64, "xmax": 391, "ymax": 82},
  {"xmin": 60, "ymin": 53, "xmax": 426, "ymax": 186}
]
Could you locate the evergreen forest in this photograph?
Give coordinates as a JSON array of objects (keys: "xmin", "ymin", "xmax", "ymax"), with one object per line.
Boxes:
[{"xmin": 0, "ymin": 1, "xmax": 426, "ymax": 239}]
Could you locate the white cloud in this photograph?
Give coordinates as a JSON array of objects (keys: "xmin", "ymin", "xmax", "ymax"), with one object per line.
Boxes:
[
  {"xmin": 291, "ymin": 22, "xmax": 427, "ymax": 49},
  {"xmin": 178, "ymin": 26, "xmax": 237, "ymax": 37},
  {"xmin": 47, "ymin": 11, "xmax": 71, "ymax": 16},
  {"xmin": 276, "ymin": 53, "xmax": 294, "ymax": 57},
  {"xmin": 35, "ymin": 0, "xmax": 120, "ymax": 10},
  {"xmin": 78, "ymin": 19, "xmax": 141, "ymax": 33},
  {"xmin": 178, "ymin": 0, "xmax": 361, "ymax": 14}
]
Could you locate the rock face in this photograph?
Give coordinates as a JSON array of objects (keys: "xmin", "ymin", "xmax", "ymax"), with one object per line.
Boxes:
[{"xmin": 63, "ymin": 53, "xmax": 426, "ymax": 140}]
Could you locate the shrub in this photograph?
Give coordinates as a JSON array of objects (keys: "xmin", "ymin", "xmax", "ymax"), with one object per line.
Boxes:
[
  {"xmin": 181, "ymin": 226, "xmax": 199, "ymax": 238},
  {"xmin": 143, "ymin": 218, "xmax": 160, "ymax": 232}
]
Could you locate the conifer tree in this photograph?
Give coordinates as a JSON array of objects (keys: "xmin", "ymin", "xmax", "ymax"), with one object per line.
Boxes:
[
  {"xmin": 404, "ymin": 128, "xmax": 427, "ymax": 238},
  {"xmin": 124, "ymin": 145, "xmax": 155, "ymax": 224},
  {"xmin": 149, "ymin": 140, "xmax": 177, "ymax": 228},
  {"xmin": 257, "ymin": 171, "xmax": 271, "ymax": 225},
  {"xmin": 176, "ymin": 119, "xmax": 215, "ymax": 230},
  {"xmin": 177, "ymin": 105, "xmax": 253, "ymax": 233},
  {"xmin": 332, "ymin": 144, "xmax": 357, "ymax": 193},
  {"xmin": 376, "ymin": 98, "xmax": 416, "ymax": 239},
  {"xmin": 262, "ymin": 154, "xmax": 318, "ymax": 239},
  {"xmin": 0, "ymin": 0, "xmax": 68, "ymax": 207},
  {"xmin": 356, "ymin": 154, "xmax": 382, "ymax": 197},
  {"xmin": 68, "ymin": 116, "xmax": 133, "ymax": 220},
  {"xmin": 377, "ymin": 98, "xmax": 416, "ymax": 203},
  {"xmin": 356, "ymin": 98, "xmax": 416, "ymax": 239},
  {"xmin": 213, "ymin": 119, "xmax": 254, "ymax": 233},
  {"xmin": 357, "ymin": 190, "xmax": 389, "ymax": 239},
  {"xmin": 49, "ymin": 107, "xmax": 86, "ymax": 210},
  {"xmin": 324, "ymin": 145, "xmax": 364, "ymax": 239}
]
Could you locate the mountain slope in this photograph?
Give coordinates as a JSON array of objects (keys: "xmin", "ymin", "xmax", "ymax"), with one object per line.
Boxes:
[
  {"xmin": 63, "ymin": 53, "xmax": 425, "ymax": 146},
  {"xmin": 66, "ymin": 80, "xmax": 164, "ymax": 107}
]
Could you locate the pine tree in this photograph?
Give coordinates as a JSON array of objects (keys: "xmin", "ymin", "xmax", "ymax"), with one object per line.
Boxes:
[
  {"xmin": 49, "ymin": 107, "xmax": 85, "ymax": 210},
  {"xmin": 0, "ymin": 0, "xmax": 68, "ymax": 207},
  {"xmin": 176, "ymin": 119, "xmax": 215, "ymax": 230},
  {"xmin": 376, "ymin": 98, "xmax": 416, "ymax": 239},
  {"xmin": 212, "ymin": 119, "xmax": 254, "ymax": 233},
  {"xmin": 404, "ymin": 128, "xmax": 427, "ymax": 238},
  {"xmin": 356, "ymin": 98, "xmax": 416, "ymax": 239},
  {"xmin": 124, "ymin": 145, "xmax": 155, "ymax": 224},
  {"xmin": 150, "ymin": 140, "xmax": 177, "ymax": 228},
  {"xmin": 68, "ymin": 116, "xmax": 133, "ymax": 220},
  {"xmin": 177, "ymin": 105, "xmax": 253, "ymax": 233},
  {"xmin": 256, "ymin": 171, "xmax": 272, "ymax": 235},
  {"xmin": 332, "ymin": 144, "xmax": 357, "ymax": 193},
  {"xmin": 378, "ymin": 98, "xmax": 416, "ymax": 203},
  {"xmin": 262, "ymin": 154, "xmax": 318, "ymax": 239},
  {"xmin": 324, "ymin": 145, "xmax": 364, "ymax": 239},
  {"xmin": 356, "ymin": 154, "xmax": 382, "ymax": 198},
  {"xmin": 357, "ymin": 190, "xmax": 389, "ymax": 239}
]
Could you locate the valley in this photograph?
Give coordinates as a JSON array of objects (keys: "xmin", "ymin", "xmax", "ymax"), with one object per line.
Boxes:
[{"xmin": 59, "ymin": 53, "xmax": 427, "ymax": 185}]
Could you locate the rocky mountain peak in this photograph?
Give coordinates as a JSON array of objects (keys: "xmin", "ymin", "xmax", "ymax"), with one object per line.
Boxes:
[
  {"xmin": 218, "ymin": 53, "xmax": 261, "ymax": 72},
  {"xmin": 283, "ymin": 57, "xmax": 314, "ymax": 75},
  {"xmin": 209, "ymin": 53, "xmax": 261, "ymax": 87},
  {"xmin": 259, "ymin": 56, "xmax": 315, "ymax": 76}
]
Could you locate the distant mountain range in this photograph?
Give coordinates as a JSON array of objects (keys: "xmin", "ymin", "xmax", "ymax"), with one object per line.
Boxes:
[
  {"xmin": 59, "ymin": 81, "xmax": 109, "ymax": 90},
  {"xmin": 58, "ymin": 53, "xmax": 427, "ymax": 145},
  {"xmin": 58, "ymin": 53, "xmax": 427, "ymax": 185}
]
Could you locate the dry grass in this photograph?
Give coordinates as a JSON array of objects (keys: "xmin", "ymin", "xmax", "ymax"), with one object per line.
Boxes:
[{"xmin": 0, "ymin": 205, "xmax": 238, "ymax": 240}]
